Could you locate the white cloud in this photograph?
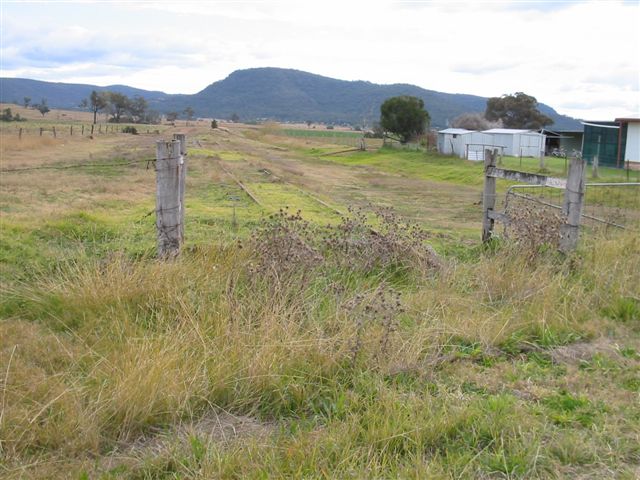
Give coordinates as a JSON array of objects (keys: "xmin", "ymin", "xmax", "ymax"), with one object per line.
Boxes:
[{"xmin": 1, "ymin": 0, "xmax": 638, "ymax": 119}]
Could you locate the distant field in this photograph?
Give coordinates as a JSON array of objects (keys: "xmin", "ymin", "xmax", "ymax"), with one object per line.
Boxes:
[
  {"xmin": 1, "ymin": 113, "xmax": 639, "ymax": 479},
  {"xmin": 281, "ymin": 128, "xmax": 363, "ymax": 138}
]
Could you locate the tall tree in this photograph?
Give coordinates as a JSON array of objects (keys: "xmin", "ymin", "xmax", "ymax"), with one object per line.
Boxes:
[
  {"xmin": 106, "ymin": 92, "xmax": 130, "ymax": 123},
  {"xmin": 80, "ymin": 90, "xmax": 108, "ymax": 124},
  {"xmin": 35, "ymin": 99, "xmax": 50, "ymax": 117},
  {"xmin": 129, "ymin": 95, "xmax": 148, "ymax": 123},
  {"xmin": 183, "ymin": 106, "xmax": 194, "ymax": 124},
  {"xmin": 379, "ymin": 96, "xmax": 430, "ymax": 143},
  {"xmin": 485, "ymin": 92, "xmax": 553, "ymax": 129},
  {"xmin": 23, "ymin": 97, "xmax": 31, "ymax": 108}
]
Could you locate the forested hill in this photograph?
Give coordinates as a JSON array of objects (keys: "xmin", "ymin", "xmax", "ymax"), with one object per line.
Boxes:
[{"xmin": 0, "ymin": 68, "xmax": 581, "ymax": 129}]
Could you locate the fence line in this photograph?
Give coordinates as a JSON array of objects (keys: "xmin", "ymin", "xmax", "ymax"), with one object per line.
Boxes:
[
  {"xmin": 1, "ymin": 125, "xmax": 161, "ymax": 137},
  {"xmin": 502, "ymin": 183, "xmax": 640, "ymax": 233}
]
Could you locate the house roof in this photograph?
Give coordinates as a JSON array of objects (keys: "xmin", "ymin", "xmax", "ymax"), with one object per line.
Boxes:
[
  {"xmin": 482, "ymin": 128, "xmax": 532, "ymax": 134},
  {"xmin": 615, "ymin": 117, "xmax": 640, "ymax": 123},
  {"xmin": 438, "ymin": 128, "xmax": 473, "ymax": 134}
]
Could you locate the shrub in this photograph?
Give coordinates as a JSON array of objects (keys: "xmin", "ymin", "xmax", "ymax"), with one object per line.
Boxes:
[{"xmin": 122, "ymin": 126, "xmax": 138, "ymax": 135}]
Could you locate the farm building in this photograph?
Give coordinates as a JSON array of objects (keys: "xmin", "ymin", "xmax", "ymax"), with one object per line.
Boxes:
[
  {"xmin": 437, "ymin": 128, "xmax": 545, "ymax": 160},
  {"xmin": 437, "ymin": 128, "xmax": 472, "ymax": 156},
  {"xmin": 542, "ymin": 128, "xmax": 584, "ymax": 155},
  {"xmin": 617, "ymin": 117, "xmax": 640, "ymax": 169},
  {"xmin": 481, "ymin": 129, "xmax": 545, "ymax": 158},
  {"xmin": 581, "ymin": 118, "xmax": 640, "ymax": 169}
]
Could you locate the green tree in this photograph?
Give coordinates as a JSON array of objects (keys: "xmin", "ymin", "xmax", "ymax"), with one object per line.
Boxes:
[
  {"xmin": 80, "ymin": 90, "xmax": 108, "ymax": 124},
  {"xmin": 379, "ymin": 96, "xmax": 430, "ymax": 143},
  {"xmin": 23, "ymin": 97, "xmax": 31, "ymax": 108},
  {"xmin": 211, "ymin": 119, "xmax": 218, "ymax": 129},
  {"xmin": 35, "ymin": 99, "xmax": 50, "ymax": 117},
  {"xmin": 129, "ymin": 95, "xmax": 148, "ymax": 123},
  {"xmin": 485, "ymin": 92, "xmax": 553, "ymax": 129},
  {"xmin": 106, "ymin": 92, "xmax": 129, "ymax": 123},
  {"xmin": 166, "ymin": 111, "xmax": 179, "ymax": 122},
  {"xmin": 183, "ymin": 106, "xmax": 194, "ymax": 124},
  {"xmin": 230, "ymin": 112, "xmax": 240, "ymax": 123}
]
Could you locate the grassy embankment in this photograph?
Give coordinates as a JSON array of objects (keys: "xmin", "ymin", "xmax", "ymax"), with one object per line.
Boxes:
[{"xmin": 1, "ymin": 121, "xmax": 639, "ymax": 478}]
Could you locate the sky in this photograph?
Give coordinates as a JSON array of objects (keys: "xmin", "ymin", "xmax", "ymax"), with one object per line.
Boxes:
[{"xmin": 1, "ymin": 0, "xmax": 639, "ymax": 120}]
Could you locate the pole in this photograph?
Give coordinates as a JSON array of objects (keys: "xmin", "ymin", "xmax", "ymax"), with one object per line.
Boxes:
[
  {"xmin": 559, "ymin": 157, "xmax": 586, "ymax": 253},
  {"xmin": 482, "ymin": 148, "xmax": 498, "ymax": 242},
  {"xmin": 156, "ymin": 139, "xmax": 183, "ymax": 258},
  {"xmin": 173, "ymin": 133, "xmax": 187, "ymax": 243}
]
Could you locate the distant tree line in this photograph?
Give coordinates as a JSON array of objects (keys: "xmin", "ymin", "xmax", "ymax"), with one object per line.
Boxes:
[{"xmin": 80, "ymin": 90, "xmax": 160, "ymax": 124}]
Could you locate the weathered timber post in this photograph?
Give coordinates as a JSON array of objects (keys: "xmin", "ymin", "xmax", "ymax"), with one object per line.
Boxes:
[
  {"xmin": 70, "ymin": 126, "xmax": 73, "ymax": 136},
  {"xmin": 82, "ymin": 125, "xmax": 85, "ymax": 135},
  {"xmin": 39, "ymin": 127, "xmax": 43, "ymax": 136},
  {"xmin": 52, "ymin": 126, "xmax": 56, "ymax": 138},
  {"xmin": 173, "ymin": 133, "xmax": 187, "ymax": 242},
  {"xmin": 156, "ymin": 139, "xmax": 183, "ymax": 258},
  {"xmin": 592, "ymin": 155, "xmax": 599, "ymax": 179},
  {"xmin": 91, "ymin": 124, "xmax": 94, "ymax": 135},
  {"xmin": 18, "ymin": 128, "xmax": 22, "ymax": 139},
  {"xmin": 482, "ymin": 148, "xmax": 498, "ymax": 242},
  {"xmin": 559, "ymin": 157, "xmax": 586, "ymax": 253}
]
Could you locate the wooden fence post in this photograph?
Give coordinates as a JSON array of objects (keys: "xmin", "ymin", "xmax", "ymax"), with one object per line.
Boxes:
[
  {"xmin": 482, "ymin": 148, "xmax": 498, "ymax": 242},
  {"xmin": 70, "ymin": 126, "xmax": 73, "ymax": 136},
  {"xmin": 82, "ymin": 125, "xmax": 85, "ymax": 135},
  {"xmin": 156, "ymin": 139, "xmax": 183, "ymax": 258},
  {"xmin": 592, "ymin": 155, "xmax": 599, "ymax": 179},
  {"xmin": 40, "ymin": 127, "xmax": 43, "ymax": 136},
  {"xmin": 18, "ymin": 128, "xmax": 22, "ymax": 139},
  {"xmin": 91, "ymin": 124, "xmax": 94, "ymax": 135},
  {"xmin": 559, "ymin": 157, "xmax": 586, "ymax": 253},
  {"xmin": 173, "ymin": 133, "xmax": 187, "ymax": 242},
  {"xmin": 53, "ymin": 126, "xmax": 56, "ymax": 138}
]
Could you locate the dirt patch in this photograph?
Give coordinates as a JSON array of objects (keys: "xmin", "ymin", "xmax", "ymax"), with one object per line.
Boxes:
[
  {"xmin": 102, "ymin": 410, "xmax": 275, "ymax": 471},
  {"xmin": 550, "ymin": 337, "xmax": 621, "ymax": 365}
]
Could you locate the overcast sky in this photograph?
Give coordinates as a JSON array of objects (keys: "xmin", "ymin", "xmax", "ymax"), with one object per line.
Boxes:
[{"xmin": 1, "ymin": 0, "xmax": 639, "ymax": 120}]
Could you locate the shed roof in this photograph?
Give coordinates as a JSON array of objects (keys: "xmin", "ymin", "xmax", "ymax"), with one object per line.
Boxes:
[
  {"xmin": 438, "ymin": 128, "xmax": 473, "ymax": 134},
  {"xmin": 614, "ymin": 117, "xmax": 640, "ymax": 123},
  {"xmin": 482, "ymin": 128, "xmax": 533, "ymax": 134}
]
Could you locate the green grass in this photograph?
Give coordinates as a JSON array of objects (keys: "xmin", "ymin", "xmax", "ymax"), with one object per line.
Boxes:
[
  {"xmin": 1, "ymin": 128, "xmax": 639, "ymax": 479},
  {"xmin": 282, "ymin": 128, "xmax": 363, "ymax": 138}
]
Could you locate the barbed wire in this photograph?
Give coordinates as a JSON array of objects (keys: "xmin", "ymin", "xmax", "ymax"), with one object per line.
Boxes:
[{"xmin": 0, "ymin": 157, "xmax": 156, "ymax": 173}]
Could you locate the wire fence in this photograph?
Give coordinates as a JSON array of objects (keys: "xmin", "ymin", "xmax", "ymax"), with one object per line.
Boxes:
[
  {"xmin": 0, "ymin": 124, "xmax": 161, "ymax": 138},
  {"xmin": 503, "ymin": 183, "xmax": 640, "ymax": 235}
]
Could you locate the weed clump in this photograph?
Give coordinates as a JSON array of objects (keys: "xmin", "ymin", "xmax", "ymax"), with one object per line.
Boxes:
[
  {"xmin": 245, "ymin": 205, "xmax": 441, "ymax": 285},
  {"xmin": 504, "ymin": 198, "xmax": 564, "ymax": 259},
  {"xmin": 323, "ymin": 205, "xmax": 441, "ymax": 274}
]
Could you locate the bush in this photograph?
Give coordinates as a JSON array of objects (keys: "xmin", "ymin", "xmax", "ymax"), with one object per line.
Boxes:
[
  {"xmin": 122, "ymin": 126, "xmax": 138, "ymax": 135},
  {"xmin": 0, "ymin": 108, "xmax": 26, "ymax": 122}
]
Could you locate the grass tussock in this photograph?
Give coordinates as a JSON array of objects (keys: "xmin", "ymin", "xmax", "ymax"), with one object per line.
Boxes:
[{"xmin": 1, "ymin": 224, "xmax": 639, "ymax": 478}]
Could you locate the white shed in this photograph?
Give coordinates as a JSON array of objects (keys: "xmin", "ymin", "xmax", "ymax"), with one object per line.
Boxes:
[
  {"xmin": 616, "ymin": 117, "xmax": 640, "ymax": 169},
  {"xmin": 437, "ymin": 129, "xmax": 501, "ymax": 161},
  {"xmin": 437, "ymin": 128, "xmax": 473, "ymax": 155},
  {"xmin": 482, "ymin": 129, "xmax": 545, "ymax": 158}
]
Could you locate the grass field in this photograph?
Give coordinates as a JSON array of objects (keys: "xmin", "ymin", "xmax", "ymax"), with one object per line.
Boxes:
[{"xmin": 1, "ymin": 115, "xmax": 639, "ymax": 479}]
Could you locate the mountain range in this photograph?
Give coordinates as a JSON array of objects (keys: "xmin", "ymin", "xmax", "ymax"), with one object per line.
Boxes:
[{"xmin": 0, "ymin": 68, "xmax": 582, "ymax": 129}]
